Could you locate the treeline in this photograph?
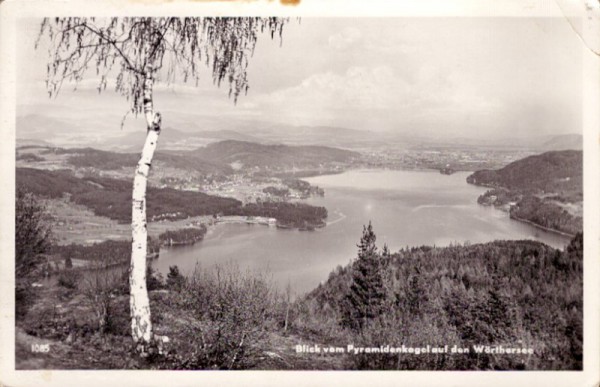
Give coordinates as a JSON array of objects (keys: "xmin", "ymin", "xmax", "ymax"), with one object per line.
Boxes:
[
  {"xmin": 293, "ymin": 224, "xmax": 583, "ymax": 370},
  {"xmin": 159, "ymin": 226, "xmax": 207, "ymax": 246},
  {"xmin": 240, "ymin": 202, "xmax": 327, "ymax": 229},
  {"xmin": 49, "ymin": 239, "xmax": 160, "ymax": 266},
  {"xmin": 510, "ymin": 196, "xmax": 582, "ymax": 236},
  {"xmin": 49, "ymin": 229, "xmax": 208, "ymax": 269},
  {"xmin": 16, "ymin": 168, "xmax": 327, "ymax": 229},
  {"xmin": 283, "ymin": 178, "xmax": 325, "ymax": 197},
  {"xmin": 262, "ymin": 182, "xmax": 324, "ymax": 200},
  {"xmin": 477, "ymin": 188, "xmax": 582, "ymax": 236},
  {"xmin": 16, "ymin": 153, "xmax": 46, "ymax": 162}
]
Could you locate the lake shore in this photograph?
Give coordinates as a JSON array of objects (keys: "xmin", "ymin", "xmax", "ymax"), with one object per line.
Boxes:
[{"xmin": 509, "ymin": 214, "xmax": 576, "ymax": 238}]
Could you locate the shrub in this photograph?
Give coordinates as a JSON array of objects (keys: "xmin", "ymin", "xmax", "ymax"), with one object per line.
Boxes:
[
  {"xmin": 15, "ymin": 283, "xmax": 38, "ymax": 320},
  {"xmin": 15, "ymin": 189, "xmax": 52, "ymax": 319},
  {"xmin": 146, "ymin": 265, "xmax": 165, "ymax": 291},
  {"xmin": 170, "ymin": 264, "xmax": 277, "ymax": 369},
  {"xmin": 81, "ymin": 266, "xmax": 127, "ymax": 333},
  {"xmin": 57, "ymin": 269, "xmax": 81, "ymax": 290},
  {"xmin": 166, "ymin": 266, "xmax": 186, "ymax": 291}
]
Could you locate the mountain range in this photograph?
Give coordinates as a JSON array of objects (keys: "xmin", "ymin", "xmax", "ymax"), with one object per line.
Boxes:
[{"xmin": 16, "ymin": 113, "xmax": 583, "ymax": 152}]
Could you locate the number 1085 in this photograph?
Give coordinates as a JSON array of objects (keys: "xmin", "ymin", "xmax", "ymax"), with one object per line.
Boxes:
[{"xmin": 31, "ymin": 344, "xmax": 50, "ymax": 353}]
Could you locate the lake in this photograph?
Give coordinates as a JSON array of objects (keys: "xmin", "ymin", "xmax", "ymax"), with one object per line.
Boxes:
[{"xmin": 152, "ymin": 169, "xmax": 571, "ymax": 295}]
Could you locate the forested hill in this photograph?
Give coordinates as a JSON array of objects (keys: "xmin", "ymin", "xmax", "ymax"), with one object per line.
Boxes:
[
  {"xmin": 466, "ymin": 150, "xmax": 582, "ymax": 194},
  {"xmin": 16, "ymin": 168, "xmax": 327, "ymax": 228},
  {"xmin": 184, "ymin": 140, "xmax": 359, "ymax": 169},
  {"xmin": 296, "ymin": 235, "xmax": 583, "ymax": 370},
  {"xmin": 466, "ymin": 150, "xmax": 582, "ymax": 236},
  {"xmin": 16, "ymin": 167, "xmax": 239, "ymax": 222},
  {"xmin": 55, "ymin": 147, "xmax": 232, "ymax": 175}
]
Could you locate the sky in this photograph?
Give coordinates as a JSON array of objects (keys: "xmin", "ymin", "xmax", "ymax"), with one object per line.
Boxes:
[{"xmin": 17, "ymin": 17, "xmax": 583, "ymax": 141}]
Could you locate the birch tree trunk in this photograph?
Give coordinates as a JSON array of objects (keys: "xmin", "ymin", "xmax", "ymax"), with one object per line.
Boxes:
[{"xmin": 130, "ymin": 70, "xmax": 161, "ymax": 353}]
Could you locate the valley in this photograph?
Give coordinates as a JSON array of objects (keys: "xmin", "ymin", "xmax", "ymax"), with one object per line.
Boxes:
[
  {"xmin": 16, "ymin": 138, "xmax": 583, "ymax": 248},
  {"xmin": 15, "ymin": 137, "xmax": 584, "ymax": 372}
]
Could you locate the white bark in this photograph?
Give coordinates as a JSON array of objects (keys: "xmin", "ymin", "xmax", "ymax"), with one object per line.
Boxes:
[{"xmin": 130, "ymin": 71, "xmax": 161, "ymax": 352}]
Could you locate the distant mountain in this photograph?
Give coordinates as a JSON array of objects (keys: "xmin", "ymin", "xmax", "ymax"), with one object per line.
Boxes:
[
  {"xmin": 17, "ymin": 114, "xmax": 73, "ymax": 136},
  {"xmin": 99, "ymin": 127, "xmax": 266, "ymax": 152},
  {"xmin": 16, "ymin": 138, "xmax": 55, "ymax": 148},
  {"xmin": 491, "ymin": 133, "xmax": 583, "ymax": 151},
  {"xmin": 17, "ymin": 114, "xmax": 119, "ymax": 146},
  {"xmin": 18, "ymin": 110, "xmax": 584, "ymax": 153},
  {"xmin": 187, "ymin": 140, "xmax": 359, "ymax": 169},
  {"xmin": 466, "ymin": 150, "xmax": 582, "ymax": 194},
  {"xmin": 249, "ymin": 125, "xmax": 384, "ymax": 147},
  {"xmin": 17, "ymin": 140, "xmax": 359, "ymax": 175},
  {"xmin": 539, "ymin": 134, "xmax": 582, "ymax": 151},
  {"xmin": 46, "ymin": 147, "xmax": 233, "ymax": 175}
]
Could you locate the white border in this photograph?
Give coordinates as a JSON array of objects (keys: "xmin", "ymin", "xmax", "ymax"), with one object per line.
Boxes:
[{"xmin": 0, "ymin": 1, "xmax": 598, "ymax": 386}]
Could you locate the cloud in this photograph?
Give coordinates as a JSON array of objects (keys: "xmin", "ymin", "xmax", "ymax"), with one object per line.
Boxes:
[
  {"xmin": 250, "ymin": 64, "xmax": 499, "ymax": 131},
  {"xmin": 264, "ymin": 66, "xmax": 410, "ymax": 111},
  {"xmin": 328, "ymin": 27, "xmax": 363, "ymax": 50}
]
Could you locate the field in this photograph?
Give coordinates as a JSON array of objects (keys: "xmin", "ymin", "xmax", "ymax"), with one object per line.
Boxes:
[{"xmin": 45, "ymin": 197, "xmax": 214, "ymax": 245}]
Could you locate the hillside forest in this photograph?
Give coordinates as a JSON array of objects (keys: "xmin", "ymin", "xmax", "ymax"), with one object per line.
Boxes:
[{"xmin": 467, "ymin": 151, "xmax": 582, "ymax": 236}]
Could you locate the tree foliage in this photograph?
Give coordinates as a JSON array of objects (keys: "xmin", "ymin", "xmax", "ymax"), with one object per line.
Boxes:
[
  {"xmin": 16, "ymin": 189, "xmax": 52, "ymax": 278},
  {"xmin": 467, "ymin": 150, "xmax": 582, "ymax": 194},
  {"xmin": 37, "ymin": 17, "xmax": 288, "ymax": 111},
  {"xmin": 341, "ymin": 222, "xmax": 386, "ymax": 331},
  {"xmin": 300, "ymin": 231, "xmax": 584, "ymax": 370},
  {"xmin": 15, "ymin": 189, "xmax": 53, "ymax": 318},
  {"xmin": 34, "ymin": 16, "xmax": 291, "ymax": 354},
  {"xmin": 468, "ymin": 150, "xmax": 583, "ymax": 236}
]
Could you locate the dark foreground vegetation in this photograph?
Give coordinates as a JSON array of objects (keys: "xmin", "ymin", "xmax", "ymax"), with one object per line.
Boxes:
[
  {"xmin": 17, "ymin": 168, "xmax": 327, "ymax": 229},
  {"xmin": 468, "ymin": 150, "xmax": 583, "ymax": 236},
  {"xmin": 298, "ymin": 224, "xmax": 582, "ymax": 370},
  {"xmin": 17, "ymin": 187, "xmax": 583, "ymax": 371}
]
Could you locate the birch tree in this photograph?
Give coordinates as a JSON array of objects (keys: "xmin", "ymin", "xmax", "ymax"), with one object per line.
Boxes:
[{"xmin": 37, "ymin": 17, "xmax": 287, "ymax": 354}]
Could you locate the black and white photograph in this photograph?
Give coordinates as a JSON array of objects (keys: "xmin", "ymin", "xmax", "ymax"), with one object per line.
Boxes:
[{"xmin": 1, "ymin": 0, "xmax": 599, "ymax": 385}]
